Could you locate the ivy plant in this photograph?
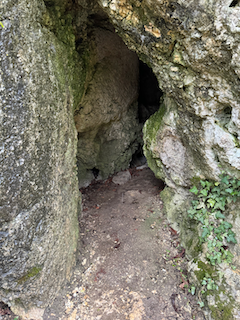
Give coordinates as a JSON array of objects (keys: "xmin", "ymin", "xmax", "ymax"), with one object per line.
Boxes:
[
  {"xmin": 201, "ymin": 274, "xmax": 218, "ymax": 292},
  {"xmin": 188, "ymin": 173, "xmax": 239, "ymax": 299}
]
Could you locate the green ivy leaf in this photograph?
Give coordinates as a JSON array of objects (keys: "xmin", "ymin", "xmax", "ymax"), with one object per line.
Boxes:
[
  {"xmin": 199, "ymin": 216, "xmax": 205, "ymax": 224},
  {"xmin": 200, "ymin": 189, "xmax": 208, "ymax": 197},
  {"xmin": 214, "ymin": 200, "xmax": 225, "ymax": 211},
  {"xmin": 216, "ymin": 241, "xmax": 222, "ymax": 248},
  {"xmin": 221, "ymin": 175, "xmax": 230, "ymax": 185},
  {"xmin": 201, "ymin": 227, "xmax": 210, "ymax": 239},
  {"xmin": 222, "ymin": 221, "xmax": 232, "ymax": 230},
  {"xmin": 224, "ymin": 251, "xmax": 234, "ymax": 263},
  {"xmin": 207, "ymin": 198, "xmax": 216, "ymax": 208},
  {"xmin": 187, "ymin": 208, "xmax": 197, "ymax": 216},
  {"xmin": 215, "ymin": 212, "xmax": 225, "ymax": 219},
  {"xmin": 190, "ymin": 185, "xmax": 198, "ymax": 195},
  {"xmin": 205, "ymin": 181, "xmax": 213, "ymax": 190},
  {"xmin": 225, "ymin": 188, "xmax": 233, "ymax": 194},
  {"xmin": 191, "ymin": 200, "xmax": 199, "ymax": 206},
  {"xmin": 200, "ymin": 180, "xmax": 206, "ymax": 188},
  {"xmin": 212, "ymin": 186, "xmax": 221, "ymax": 195},
  {"xmin": 227, "ymin": 234, "xmax": 237, "ymax": 244},
  {"xmin": 218, "ymin": 236, "xmax": 223, "ymax": 241},
  {"xmin": 217, "ymin": 254, "xmax": 222, "ymax": 264}
]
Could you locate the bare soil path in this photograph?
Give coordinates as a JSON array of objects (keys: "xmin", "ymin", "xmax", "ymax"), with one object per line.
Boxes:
[{"xmin": 1, "ymin": 168, "xmax": 205, "ymax": 320}]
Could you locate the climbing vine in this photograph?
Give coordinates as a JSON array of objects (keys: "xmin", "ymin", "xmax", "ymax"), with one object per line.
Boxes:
[{"xmin": 188, "ymin": 173, "xmax": 240, "ymax": 299}]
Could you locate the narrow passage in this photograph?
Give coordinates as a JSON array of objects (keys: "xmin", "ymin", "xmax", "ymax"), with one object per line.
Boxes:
[{"xmin": 43, "ymin": 168, "xmax": 205, "ymax": 320}]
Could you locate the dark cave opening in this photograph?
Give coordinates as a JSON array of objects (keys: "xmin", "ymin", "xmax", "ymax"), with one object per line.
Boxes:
[
  {"xmin": 138, "ymin": 60, "xmax": 163, "ymax": 124},
  {"xmin": 229, "ymin": 0, "xmax": 239, "ymax": 7},
  {"xmin": 130, "ymin": 61, "xmax": 163, "ymax": 168}
]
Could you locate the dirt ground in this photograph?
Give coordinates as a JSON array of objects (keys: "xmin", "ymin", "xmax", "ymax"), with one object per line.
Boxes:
[{"xmin": 1, "ymin": 167, "xmax": 206, "ymax": 320}]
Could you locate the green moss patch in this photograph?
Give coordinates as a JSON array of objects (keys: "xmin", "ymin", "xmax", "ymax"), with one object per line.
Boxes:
[
  {"xmin": 209, "ymin": 300, "xmax": 234, "ymax": 320},
  {"xmin": 143, "ymin": 102, "xmax": 166, "ymax": 144},
  {"xmin": 143, "ymin": 102, "xmax": 166, "ymax": 179},
  {"xmin": 18, "ymin": 266, "xmax": 42, "ymax": 285},
  {"xmin": 42, "ymin": 0, "xmax": 89, "ymax": 111},
  {"xmin": 195, "ymin": 261, "xmax": 215, "ymax": 282}
]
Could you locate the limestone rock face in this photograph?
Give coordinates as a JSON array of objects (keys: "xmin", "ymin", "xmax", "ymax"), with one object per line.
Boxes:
[
  {"xmin": 74, "ymin": 27, "xmax": 141, "ymax": 187},
  {"xmin": 98, "ymin": 0, "xmax": 240, "ymax": 181},
  {"xmin": 97, "ymin": 0, "xmax": 240, "ymax": 317},
  {"xmin": 0, "ymin": 0, "xmax": 82, "ymax": 315}
]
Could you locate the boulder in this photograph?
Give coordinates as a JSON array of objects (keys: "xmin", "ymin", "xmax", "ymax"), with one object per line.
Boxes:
[{"xmin": 0, "ymin": 0, "xmax": 83, "ymax": 316}]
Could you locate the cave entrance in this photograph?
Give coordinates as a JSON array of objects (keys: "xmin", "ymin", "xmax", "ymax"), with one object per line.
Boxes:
[
  {"xmin": 76, "ymin": 56, "xmax": 163, "ymax": 186},
  {"xmin": 74, "ymin": 15, "xmax": 163, "ymax": 188}
]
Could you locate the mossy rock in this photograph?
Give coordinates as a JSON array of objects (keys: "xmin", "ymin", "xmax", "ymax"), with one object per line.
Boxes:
[
  {"xmin": 143, "ymin": 101, "xmax": 166, "ymax": 180},
  {"xmin": 208, "ymin": 299, "xmax": 234, "ymax": 320},
  {"xmin": 18, "ymin": 266, "xmax": 42, "ymax": 285}
]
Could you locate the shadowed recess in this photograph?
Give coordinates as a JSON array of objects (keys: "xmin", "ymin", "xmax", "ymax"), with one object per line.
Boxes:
[{"xmin": 229, "ymin": 0, "xmax": 239, "ymax": 7}]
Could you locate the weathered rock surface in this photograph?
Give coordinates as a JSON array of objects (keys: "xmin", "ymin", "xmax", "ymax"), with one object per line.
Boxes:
[
  {"xmin": 97, "ymin": 0, "xmax": 240, "ymax": 318},
  {"xmin": 74, "ymin": 26, "xmax": 141, "ymax": 187},
  {"xmin": 2, "ymin": 0, "xmax": 240, "ymax": 318},
  {"xmin": 0, "ymin": 0, "xmax": 83, "ymax": 317}
]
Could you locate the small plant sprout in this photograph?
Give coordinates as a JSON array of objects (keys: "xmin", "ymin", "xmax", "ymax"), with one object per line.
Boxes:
[
  {"xmin": 189, "ymin": 285, "xmax": 196, "ymax": 295},
  {"xmin": 198, "ymin": 301, "xmax": 204, "ymax": 308}
]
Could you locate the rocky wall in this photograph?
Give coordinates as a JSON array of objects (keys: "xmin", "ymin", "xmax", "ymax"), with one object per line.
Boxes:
[
  {"xmin": 97, "ymin": 0, "xmax": 240, "ymax": 318},
  {"xmin": 0, "ymin": 0, "xmax": 84, "ymax": 318}
]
